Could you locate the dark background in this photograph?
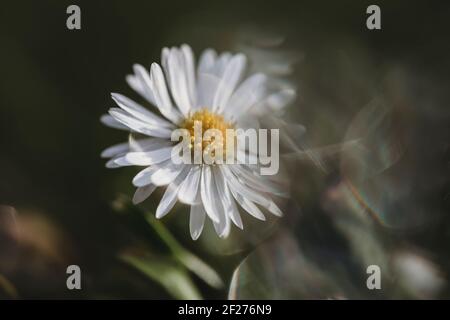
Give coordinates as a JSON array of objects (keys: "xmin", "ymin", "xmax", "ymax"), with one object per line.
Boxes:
[{"xmin": 0, "ymin": 0, "xmax": 449, "ymax": 299}]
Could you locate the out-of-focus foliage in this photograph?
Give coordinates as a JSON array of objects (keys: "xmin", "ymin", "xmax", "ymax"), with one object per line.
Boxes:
[{"xmin": 115, "ymin": 199, "xmax": 223, "ymax": 299}]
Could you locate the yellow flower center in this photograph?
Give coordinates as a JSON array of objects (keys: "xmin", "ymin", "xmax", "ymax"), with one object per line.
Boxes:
[{"xmin": 181, "ymin": 108, "xmax": 234, "ymax": 153}]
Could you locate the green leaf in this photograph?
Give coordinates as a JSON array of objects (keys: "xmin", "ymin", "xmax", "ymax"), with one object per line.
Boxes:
[
  {"xmin": 120, "ymin": 254, "xmax": 202, "ymax": 300},
  {"xmin": 112, "ymin": 198, "xmax": 224, "ymax": 290},
  {"xmin": 145, "ymin": 212, "xmax": 224, "ymax": 289}
]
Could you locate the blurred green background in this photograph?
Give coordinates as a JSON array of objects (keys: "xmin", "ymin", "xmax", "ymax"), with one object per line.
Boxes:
[{"xmin": 0, "ymin": 0, "xmax": 449, "ymax": 299}]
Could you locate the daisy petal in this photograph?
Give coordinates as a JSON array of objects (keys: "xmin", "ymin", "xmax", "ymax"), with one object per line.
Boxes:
[
  {"xmin": 264, "ymin": 89, "xmax": 296, "ymax": 111},
  {"xmin": 196, "ymin": 73, "xmax": 221, "ymax": 109},
  {"xmin": 221, "ymin": 166, "xmax": 267, "ymax": 205},
  {"xmin": 201, "ymin": 166, "xmax": 230, "ymax": 237},
  {"xmin": 200, "ymin": 166, "xmax": 220, "ymax": 223},
  {"xmin": 229, "ymin": 187, "xmax": 266, "ymax": 221},
  {"xmin": 189, "ymin": 201, "xmax": 206, "ymax": 240},
  {"xmin": 178, "ymin": 165, "xmax": 201, "ymax": 205},
  {"xmin": 213, "ymin": 52, "xmax": 232, "ymax": 77},
  {"xmin": 161, "ymin": 47, "xmax": 171, "ymax": 84},
  {"xmin": 214, "ymin": 54, "xmax": 247, "ymax": 113},
  {"xmin": 149, "ymin": 63, "xmax": 183, "ymax": 124},
  {"xmin": 111, "ymin": 92, "xmax": 174, "ymax": 128},
  {"xmin": 221, "ymin": 166, "xmax": 283, "ymax": 217},
  {"xmin": 132, "ymin": 184, "xmax": 157, "ymax": 204},
  {"xmin": 156, "ymin": 185, "xmax": 179, "ymax": 218},
  {"xmin": 212, "ymin": 209, "xmax": 230, "ymax": 238},
  {"xmin": 132, "ymin": 159, "xmax": 180, "ymax": 187},
  {"xmin": 225, "ymin": 73, "xmax": 267, "ymax": 119},
  {"xmin": 181, "ymin": 44, "xmax": 197, "ymax": 106},
  {"xmin": 150, "ymin": 162, "xmax": 185, "ymax": 186},
  {"xmin": 197, "ymin": 49, "xmax": 217, "ymax": 74},
  {"xmin": 128, "ymin": 137, "xmax": 172, "ymax": 153},
  {"xmin": 108, "ymin": 108, "xmax": 173, "ymax": 138},
  {"xmin": 155, "ymin": 167, "xmax": 189, "ymax": 218},
  {"xmin": 229, "ymin": 164, "xmax": 288, "ymax": 197},
  {"xmin": 132, "ymin": 64, "xmax": 156, "ymax": 103},
  {"xmin": 132, "ymin": 166, "xmax": 159, "ymax": 187},
  {"xmin": 118, "ymin": 146, "xmax": 174, "ymax": 166},
  {"xmin": 100, "ymin": 114, "xmax": 128, "ymax": 130},
  {"xmin": 126, "ymin": 73, "xmax": 156, "ymax": 105},
  {"xmin": 252, "ymin": 89, "xmax": 296, "ymax": 116},
  {"xmin": 101, "ymin": 142, "xmax": 129, "ymax": 158},
  {"xmin": 106, "ymin": 157, "xmax": 123, "ymax": 168},
  {"xmin": 213, "ymin": 167, "xmax": 243, "ymax": 229},
  {"xmin": 167, "ymin": 48, "xmax": 192, "ymax": 116}
]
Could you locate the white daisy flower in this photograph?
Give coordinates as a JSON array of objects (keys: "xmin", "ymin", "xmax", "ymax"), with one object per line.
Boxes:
[{"xmin": 101, "ymin": 44, "xmax": 293, "ymax": 240}]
